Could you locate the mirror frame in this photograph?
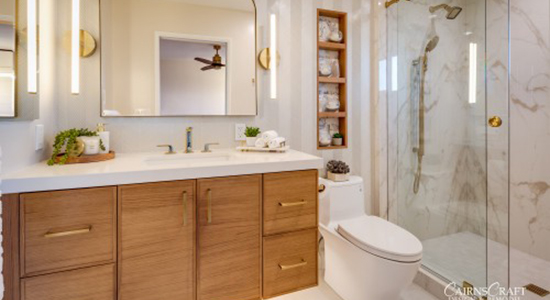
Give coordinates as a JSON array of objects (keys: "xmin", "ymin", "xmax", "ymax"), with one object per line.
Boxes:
[
  {"xmin": 0, "ymin": 0, "xmax": 17, "ymax": 118},
  {"xmin": 99, "ymin": 0, "xmax": 258, "ymax": 118}
]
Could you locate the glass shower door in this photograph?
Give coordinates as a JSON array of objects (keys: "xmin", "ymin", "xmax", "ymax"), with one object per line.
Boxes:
[{"xmin": 386, "ymin": 0, "xmax": 497, "ymax": 289}]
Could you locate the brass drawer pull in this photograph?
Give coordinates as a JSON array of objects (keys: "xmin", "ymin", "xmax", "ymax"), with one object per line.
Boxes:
[
  {"xmin": 279, "ymin": 200, "xmax": 307, "ymax": 207},
  {"xmin": 44, "ymin": 226, "xmax": 92, "ymax": 238},
  {"xmin": 207, "ymin": 189, "xmax": 213, "ymax": 224},
  {"xmin": 183, "ymin": 191, "xmax": 188, "ymax": 226},
  {"xmin": 279, "ymin": 259, "xmax": 307, "ymax": 271}
]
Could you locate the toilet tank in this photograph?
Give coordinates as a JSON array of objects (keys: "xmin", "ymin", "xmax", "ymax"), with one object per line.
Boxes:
[{"xmin": 319, "ymin": 176, "xmax": 365, "ymax": 226}]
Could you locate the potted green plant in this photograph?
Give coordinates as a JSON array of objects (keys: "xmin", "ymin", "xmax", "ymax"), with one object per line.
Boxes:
[
  {"xmin": 47, "ymin": 128, "xmax": 105, "ymax": 165},
  {"xmin": 245, "ymin": 126, "xmax": 261, "ymax": 147},
  {"xmin": 327, "ymin": 160, "xmax": 350, "ymax": 182},
  {"xmin": 332, "ymin": 133, "xmax": 344, "ymax": 146}
]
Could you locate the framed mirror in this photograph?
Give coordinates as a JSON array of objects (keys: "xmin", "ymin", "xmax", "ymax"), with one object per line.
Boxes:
[
  {"xmin": 100, "ymin": 0, "xmax": 257, "ymax": 117},
  {"xmin": 0, "ymin": 0, "xmax": 16, "ymax": 117}
]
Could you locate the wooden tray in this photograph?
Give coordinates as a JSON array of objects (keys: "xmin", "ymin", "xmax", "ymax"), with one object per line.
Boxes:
[
  {"xmin": 236, "ymin": 146, "xmax": 290, "ymax": 153},
  {"xmin": 56, "ymin": 151, "xmax": 116, "ymax": 164}
]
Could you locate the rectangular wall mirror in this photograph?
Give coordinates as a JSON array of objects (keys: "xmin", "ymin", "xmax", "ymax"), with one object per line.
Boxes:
[
  {"xmin": 100, "ymin": 0, "xmax": 257, "ymax": 117},
  {"xmin": 0, "ymin": 0, "xmax": 16, "ymax": 117}
]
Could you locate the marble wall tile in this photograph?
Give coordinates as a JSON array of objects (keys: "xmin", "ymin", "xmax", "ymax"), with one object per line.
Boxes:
[{"xmin": 510, "ymin": 0, "xmax": 550, "ymax": 265}]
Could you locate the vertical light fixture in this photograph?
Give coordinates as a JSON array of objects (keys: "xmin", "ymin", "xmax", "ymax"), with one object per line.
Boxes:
[
  {"xmin": 71, "ymin": 0, "xmax": 80, "ymax": 94},
  {"xmin": 27, "ymin": 0, "xmax": 37, "ymax": 93},
  {"xmin": 379, "ymin": 59, "xmax": 387, "ymax": 91},
  {"xmin": 391, "ymin": 56, "xmax": 398, "ymax": 92},
  {"xmin": 270, "ymin": 13, "xmax": 277, "ymax": 99},
  {"xmin": 469, "ymin": 43, "xmax": 477, "ymax": 104}
]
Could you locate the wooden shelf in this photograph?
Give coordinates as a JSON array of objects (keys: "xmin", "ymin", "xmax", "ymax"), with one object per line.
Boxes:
[
  {"xmin": 319, "ymin": 42, "xmax": 346, "ymax": 51},
  {"xmin": 318, "ymin": 146, "xmax": 348, "ymax": 150},
  {"xmin": 319, "ymin": 77, "xmax": 346, "ymax": 84},
  {"xmin": 318, "ymin": 112, "xmax": 346, "ymax": 118}
]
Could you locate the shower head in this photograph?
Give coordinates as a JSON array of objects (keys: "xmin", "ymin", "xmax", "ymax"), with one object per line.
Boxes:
[
  {"xmin": 429, "ymin": 4, "xmax": 463, "ymax": 20},
  {"xmin": 424, "ymin": 19, "xmax": 439, "ymax": 53},
  {"xmin": 425, "ymin": 35, "xmax": 440, "ymax": 52}
]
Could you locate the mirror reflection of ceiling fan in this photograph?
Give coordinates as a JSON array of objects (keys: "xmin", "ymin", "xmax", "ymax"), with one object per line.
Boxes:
[{"xmin": 194, "ymin": 45, "xmax": 226, "ymax": 71}]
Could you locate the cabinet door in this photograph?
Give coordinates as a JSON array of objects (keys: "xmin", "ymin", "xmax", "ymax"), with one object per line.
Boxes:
[
  {"xmin": 197, "ymin": 175, "xmax": 261, "ymax": 300},
  {"xmin": 119, "ymin": 181, "xmax": 196, "ymax": 300}
]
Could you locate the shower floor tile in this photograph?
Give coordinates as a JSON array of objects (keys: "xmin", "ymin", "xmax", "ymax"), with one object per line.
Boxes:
[{"xmin": 422, "ymin": 231, "xmax": 550, "ymax": 300}]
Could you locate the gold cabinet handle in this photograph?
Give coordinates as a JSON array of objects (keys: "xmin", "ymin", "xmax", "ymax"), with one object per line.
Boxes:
[
  {"xmin": 183, "ymin": 191, "xmax": 188, "ymax": 226},
  {"xmin": 279, "ymin": 259, "xmax": 307, "ymax": 271},
  {"xmin": 44, "ymin": 226, "xmax": 92, "ymax": 238},
  {"xmin": 279, "ymin": 200, "xmax": 307, "ymax": 207},
  {"xmin": 207, "ymin": 189, "xmax": 212, "ymax": 224}
]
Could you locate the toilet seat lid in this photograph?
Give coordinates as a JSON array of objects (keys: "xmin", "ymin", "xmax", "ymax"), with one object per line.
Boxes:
[{"xmin": 337, "ymin": 216, "xmax": 423, "ymax": 263}]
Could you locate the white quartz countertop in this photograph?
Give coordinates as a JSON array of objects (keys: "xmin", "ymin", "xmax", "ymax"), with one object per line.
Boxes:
[{"xmin": 1, "ymin": 149, "xmax": 324, "ymax": 194}]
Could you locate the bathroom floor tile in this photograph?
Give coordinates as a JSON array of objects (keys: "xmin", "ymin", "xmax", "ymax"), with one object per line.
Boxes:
[{"xmin": 270, "ymin": 277, "xmax": 438, "ymax": 300}]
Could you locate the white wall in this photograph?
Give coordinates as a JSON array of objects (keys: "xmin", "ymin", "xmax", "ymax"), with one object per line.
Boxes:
[{"xmin": 159, "ymin": 40, "xmax": 226, "ymax": 116}]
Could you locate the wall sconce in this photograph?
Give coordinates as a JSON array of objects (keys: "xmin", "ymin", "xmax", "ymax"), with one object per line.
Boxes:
[
  {"xmin": 71, "ymin": 0, "xmax": 80, "ymax": 94},
  {"xmin": 468, "ymin": 42, "xmax": 477, "ymax": 104},
  {"xmin": 258, "ymin": 14, "xmax": 279, "ymax": 100},
  {"xmin": 27, "ymin": 0, "xmax": 37, "ymax": 94}
]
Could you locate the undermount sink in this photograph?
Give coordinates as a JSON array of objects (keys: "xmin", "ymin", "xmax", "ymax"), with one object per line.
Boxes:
[{"xmin": 143, "ymin": 152, "xmax": 235, "ymax": 165}]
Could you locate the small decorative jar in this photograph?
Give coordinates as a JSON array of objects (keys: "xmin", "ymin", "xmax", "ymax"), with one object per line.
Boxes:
[{"xmin": 79, "ymin": 136, "xmax": 101, "ymax": 155}]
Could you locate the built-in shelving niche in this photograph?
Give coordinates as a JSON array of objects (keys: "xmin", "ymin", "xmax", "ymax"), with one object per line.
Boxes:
[{"xmin": 317, "ymin": 9, "xmax": 348, "ymax": 150}]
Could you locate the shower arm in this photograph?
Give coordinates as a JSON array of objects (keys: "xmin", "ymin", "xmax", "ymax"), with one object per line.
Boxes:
[
  {"xmin": 429, "ymin": 4, "xmax": 449, "ymax": 13},
  {"xmin": 385, "ymin": 0, "xmax": 410, "ymax": 9}
]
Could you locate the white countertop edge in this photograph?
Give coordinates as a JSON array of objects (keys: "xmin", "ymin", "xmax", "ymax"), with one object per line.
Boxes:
[{"xmin": 2, "ymin": 154, "xmax": 324, "ymax": 194}]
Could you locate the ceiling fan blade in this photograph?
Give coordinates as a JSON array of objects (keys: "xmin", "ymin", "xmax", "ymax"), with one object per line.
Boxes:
[
  {"xmin": 195, "ymin": 57, "xmax": 213, "ymax": 64},
  {"xmin": 201, "ymin": 65, "xmax": 216, "ymax": 71}
]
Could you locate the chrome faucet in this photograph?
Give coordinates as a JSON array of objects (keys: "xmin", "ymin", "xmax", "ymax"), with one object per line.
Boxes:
[
  {"xmin": 185, "ymin": 127, "xmax": 193, "ymax": 153},
  {"xmin": 202, "ymin": 143, "xmax": 220, "ymax": 153}
]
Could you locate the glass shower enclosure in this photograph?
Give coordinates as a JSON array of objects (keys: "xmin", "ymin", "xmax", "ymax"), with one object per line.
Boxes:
[{"xmin": 386, "ymin": 0, "xmax": 510, "ymax": 289}]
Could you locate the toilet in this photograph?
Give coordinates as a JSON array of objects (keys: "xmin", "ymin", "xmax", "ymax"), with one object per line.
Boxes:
[{"xmin": 319, "ymin": 176, "xmax": 423, "ymax": 300}]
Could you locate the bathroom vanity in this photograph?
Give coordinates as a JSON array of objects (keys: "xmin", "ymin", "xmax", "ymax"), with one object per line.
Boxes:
[{"xmin": 1, "ymin": 150, "xmax": 323, "ymax": 300}]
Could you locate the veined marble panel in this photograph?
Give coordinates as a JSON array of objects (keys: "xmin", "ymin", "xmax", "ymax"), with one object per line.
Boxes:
[{"xmin": 510, "ymin": 0, "xmax": 550, "ymax": 269}]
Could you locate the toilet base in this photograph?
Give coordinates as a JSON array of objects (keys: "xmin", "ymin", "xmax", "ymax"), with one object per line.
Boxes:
[{"xmin": 320, "ymin": 225, "xmax": 421, "ymax": 300}]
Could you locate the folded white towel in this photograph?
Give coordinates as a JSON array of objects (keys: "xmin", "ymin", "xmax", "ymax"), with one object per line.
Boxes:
[
  {"xmin": 255, "ymin": 138, "xmax": 268, "ymax": 148},
  {"xmin": 261, "ymin": 130, "xmax": 278, "ymax": 141},
  {"xmin": 268, "ymin": 137, "xmax": 286, "ymax": 149}
]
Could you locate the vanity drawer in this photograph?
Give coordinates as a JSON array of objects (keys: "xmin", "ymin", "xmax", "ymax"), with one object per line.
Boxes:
[
  {"xmin": 263, "ymin": 170, "xmax": 318, "ymax": 235},
  {"xmin": 20, "ymin": 187, "xmax": 116, "ymax": 277},
  {"xmin": 263, "ymin": 229, "xmax": 318, "ymax": 298},
  {"xmin": 21, "ymin": 264, "xmax": 115, "ymax": 300}
]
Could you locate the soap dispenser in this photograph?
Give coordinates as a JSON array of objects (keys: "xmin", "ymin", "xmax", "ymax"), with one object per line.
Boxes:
[{"xmin": 97, "ymin": 123, "xmax": 110, "ymax": 154}]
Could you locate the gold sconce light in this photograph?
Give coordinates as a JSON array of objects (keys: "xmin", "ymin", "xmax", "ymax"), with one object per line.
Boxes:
[
  {"xmin": 258, "ymin": 48, "xmax": 280, "ymax": 70},
  {"xmin": 63, "ymin": 30, "xmax": 97, "ymax": 58}
]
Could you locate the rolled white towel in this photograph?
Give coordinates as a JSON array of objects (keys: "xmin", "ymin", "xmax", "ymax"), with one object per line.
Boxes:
[
  {"xmin": 255, "ymin": 138, "xmax": 268, "ymax": 148},
  {"xmin": 261, "ymin": 130, "xmax": 278, "ymax": 141},
  {"xmin": 268, "ymin": 137, "xmax": 286, "ymax": 149}
]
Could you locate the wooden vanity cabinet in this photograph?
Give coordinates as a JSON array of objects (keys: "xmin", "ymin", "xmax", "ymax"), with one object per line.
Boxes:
[
  {"xmin": 1, "ymin": 170, "xmax": 318, "ymax": 300},
  {"xmin": 197, "ymin": 175, "xmax": 262, "ymax": 300},
  {"xmin": 118, "ymin": 181, "xmax": 196, "ymax": 300}
]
